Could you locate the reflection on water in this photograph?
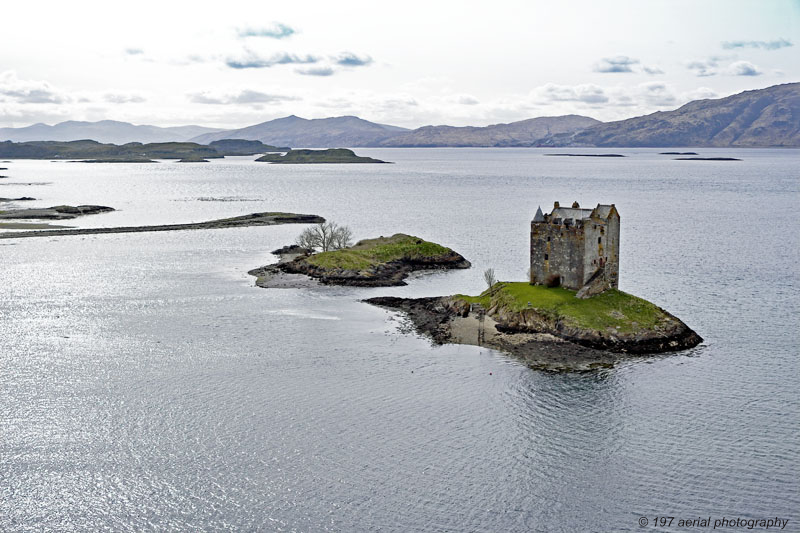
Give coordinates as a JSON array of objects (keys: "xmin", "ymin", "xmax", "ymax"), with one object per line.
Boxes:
[{"xmin": 1, "ymin": 149, "xmax": 798, "ymax": 531}]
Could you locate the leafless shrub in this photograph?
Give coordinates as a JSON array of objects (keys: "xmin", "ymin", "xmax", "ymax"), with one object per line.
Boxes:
[
  {"xmin": 484, "ymin": 268, "xmax": 497, "ymax": 295},
  {"xmin": 296, "ymin": 222, "xmax": 353, "ymax": 252}
]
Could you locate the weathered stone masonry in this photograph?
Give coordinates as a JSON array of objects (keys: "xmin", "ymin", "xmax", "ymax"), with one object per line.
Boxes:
[{"xmin": 530, "ymin": 201, "xmax": 619, "ymax": 295}]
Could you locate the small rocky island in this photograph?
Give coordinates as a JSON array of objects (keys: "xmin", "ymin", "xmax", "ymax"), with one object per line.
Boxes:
[
  {"xmin": 255, "ymin": 148, "xmax": 389, "ymax": 164},
  {"xmin": 366, "ymin": 283, "xmax": 702, "ymax": 358},
  {"xmin": 249, "ymin": 233, "xmax": 470, "ymax": 287}
]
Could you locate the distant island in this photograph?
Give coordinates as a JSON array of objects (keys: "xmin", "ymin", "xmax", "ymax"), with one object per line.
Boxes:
[
  {"xmin": 0, "ymin": 211, "xmax": 325, "ymax": 239},
  {"xmin": 255, "ymin": 148, "xmax": 389, "ymax": 164},
  {"xmin": 544, "ymin": 153, "xmax": 625, "ymax": 157},
  {"xmin": 249, "ymin": 234, "xmax": 469, "ymax": 287},
  {"xmin": 674, "ymin": 157, "xmax": 741, "ymax": 161},
  {"xmin": 0, "ymin": 204, "xmax": 114, "ymax": 221},
  {"xmin": 0, "ymin": 139, "xmax": 289, "ymax": 161}
]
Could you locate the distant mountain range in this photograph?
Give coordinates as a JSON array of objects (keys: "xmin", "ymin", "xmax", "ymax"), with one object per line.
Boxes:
[
  {"xmin": 373, "ymin": 115, "xmax": 601, "ymax": 147},
  {"xmin": 0, "ymin": 120, "xmax": 222, "ymax": 144},
  {"xmin": 190, "ymin": 115, "xmax": 408, "ymax": 147},
  {"xmin": 1, "ymin": 83, "xmax": 797, "ymax": 147},
  {"xmin": 558, "ymin": 82, "xmax": 800, "ymax": 147}
]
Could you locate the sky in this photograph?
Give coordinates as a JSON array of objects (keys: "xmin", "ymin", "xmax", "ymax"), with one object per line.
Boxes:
[{"xmin": 0, "ymin": 0, "xmax": 798, "ymax": 129}]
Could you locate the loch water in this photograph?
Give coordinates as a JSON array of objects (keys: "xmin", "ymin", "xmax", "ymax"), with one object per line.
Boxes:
[{"xmin": 1, "ymin": 148, "xmax": 798, "ymax": 532}]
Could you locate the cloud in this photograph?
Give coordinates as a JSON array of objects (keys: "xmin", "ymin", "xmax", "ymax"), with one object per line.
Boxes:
[
  {"xmin": 726, "ymin": 60, "xmax": 762, "ymax": 76},
  {"xmin": 226, "ymin": 51, "xmax": 318, "ymax": 69},
  {"xmin": 721, "ymin": 38, "xmax": 792, "ymax": 50},
  {"xmin": 642, "ymin": 66, "xmax": 665, "ymax": 75},
  {"xmin": 335, "ymin": 52, "xmax": 373, "ymax": 67},
  {"xmin": 188, "ymin": 90, "xmax": 298, "ymax": 105},
  {"xmin": 687, "ymin": 58, "xmax": 719, "ymax": 77},
  {"xmin": 533, "ymin": 83, "xmax": 609, "ymax": 104},
  {"xmin": 104, "ymin": 93, "xmax": 146, "ymax": 104},
  {"xmin": 594, "ymin": 56, "xmax": 639, "ymax": 73},
  {"xmin": 0, "ymin": 71, "xmax": 69, "ymax": 104},
  {"xmin": 237, "ymin": 23, "xmax": 296, "ymax": 39},
  {"xmin": 297, "ymin": 67, "xmax": 335, "ymax": 77},
  {"xmin": 456, "ymin": 95, "xmax": 480, "ymax": 105},
  {"xmin": 125, "ymin": 48, "xmax": 144, "ymax": 55},
  {"xmin": 638, "ymin": 82, "xmax": 677, "ymax": 106}
]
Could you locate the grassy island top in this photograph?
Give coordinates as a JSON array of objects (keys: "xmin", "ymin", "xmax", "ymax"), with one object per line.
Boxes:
[
  {"xmin": 305, "ymin": 234, "xmax": 453, "ymax": 270},
  {"xmin": 256, "ymin": 148, "xmax": 389, "ymax": 164},
  {"xmin": 457, "ymin": 282, "xmax": 666, "ymax": 333}
]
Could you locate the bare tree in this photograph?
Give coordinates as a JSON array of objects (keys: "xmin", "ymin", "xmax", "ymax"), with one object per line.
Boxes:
[
  {"xmin": 296, "ymin": 222, "xmax": 353, "ymax": 252},
  {"xmin": 483, "ymin": 268, "xmax": 497, "ymax": 295},
  {"xmin": 330, "ymin": 224, "xmax": 353, "ymax": 250}
]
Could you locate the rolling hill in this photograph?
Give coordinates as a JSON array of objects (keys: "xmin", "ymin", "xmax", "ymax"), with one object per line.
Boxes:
[
  {"xmin": 557, "ymin": 82, "xmax": 800, "ymax": 147},
  {"xmin": 0, "ymin": 120, "xmax": 222, "ymax": 144},
  {"xmin": 190, "ymin": 115, "xmax": 408, "ymax": 147},
  {"xmin": 376, "ymin": 115, "xmax": 601, "ymax": 147}
]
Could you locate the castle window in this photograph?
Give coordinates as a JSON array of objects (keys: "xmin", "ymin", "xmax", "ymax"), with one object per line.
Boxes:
[
  {"xmin": 547, "ymin": 236, "xmax": 550, "ymax": 242},
  {"xmin": 544, "ymin": 253, "xmax": 548, "ymax": 260},
  {"xmin": 598, "ymin": 237, "xmax": 602, "ymax": 244}
]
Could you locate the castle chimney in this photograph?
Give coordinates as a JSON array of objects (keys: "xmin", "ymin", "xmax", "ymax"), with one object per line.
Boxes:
[
  {"xmin": 572, "ymin": 201, "xmax": 580, "ymax": 208},
  {"xmin": 553, "ymin": 201, "xmax": 560, "ymax": 209}
]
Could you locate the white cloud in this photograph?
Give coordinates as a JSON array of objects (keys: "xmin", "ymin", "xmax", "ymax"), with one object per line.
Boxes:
[
  {"xmin": 726, "ymin": 60, "xmax": 762, "ymax": 76},
  {"xmin": 188, "ymin": 90, "xmax": 298, "ymax": 104},
  {"xmin": 0, "ymin": 71, "xmax": 70, "ymax": 104},
  {"xmin": 532, "ymin": 83, "xmax": 609, "ymax": 104},
  {"xmin": 593, "ymin": 56, "xmax": 639, "ymax": 73},
  {"xmin": 105, "ymin": 93, "xmax": 146, "ymax": 104}
]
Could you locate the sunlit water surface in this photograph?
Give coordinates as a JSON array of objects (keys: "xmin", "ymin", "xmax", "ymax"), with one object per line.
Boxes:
[{"xmin": 1, "ymin": 149, "xmax": 798, "ymax": 531}]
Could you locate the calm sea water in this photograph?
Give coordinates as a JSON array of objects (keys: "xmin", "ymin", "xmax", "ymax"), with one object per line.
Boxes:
[{"xmin": 1, "ymin": 149, "xmax": 798, "ymax": 532}]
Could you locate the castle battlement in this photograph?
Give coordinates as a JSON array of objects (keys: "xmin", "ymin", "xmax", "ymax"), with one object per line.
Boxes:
[{"xmin": 530, "ymin": 201, "xmax": 619, "ymax": 295}]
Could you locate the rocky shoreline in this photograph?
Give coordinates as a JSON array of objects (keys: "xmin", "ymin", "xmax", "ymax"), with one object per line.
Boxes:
[
  {"xmin": 0, "ymin": 212, "xmax": 324, "ymax": 239},
  {"xmin": 365, "ymin": 295, "xmax": 702, "ymax": 364},
  {"xmin": 249, "ymin": 237, "xmax": 470, "ymax": 288}
]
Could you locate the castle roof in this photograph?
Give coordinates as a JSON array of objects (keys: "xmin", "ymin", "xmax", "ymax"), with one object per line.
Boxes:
[
  {"xmin": 591, "ymin": 204, "xmax": 615, "ymax": 219},
  {"xmin": 533, "ymin": 206, "xmax": 545, "ymax": 222},
  {"xmin": 551, "ymin": 207, "xmax": 594, "ymax": 220}
]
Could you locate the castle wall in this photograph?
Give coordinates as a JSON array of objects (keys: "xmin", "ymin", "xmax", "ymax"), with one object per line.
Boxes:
[
  {"xmin": 605, "ymin": 214, "xmax": 620, "ymax": 288},
  {"xmin": 581, "ymin": 216, "xmax": 619, "ymax": 288},
  {"xmin": 530, "ymin": 221, "xmax": 585, "ymax": 290}
]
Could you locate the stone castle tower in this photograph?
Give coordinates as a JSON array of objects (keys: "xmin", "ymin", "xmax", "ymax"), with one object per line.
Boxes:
[{"xmin": 530, "ymin": 201, "xmax": 619, "ymax": 297}]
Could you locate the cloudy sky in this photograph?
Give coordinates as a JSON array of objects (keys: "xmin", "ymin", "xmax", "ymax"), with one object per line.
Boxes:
[{"xmin": 0, "ymin": 0, "xmax": 797, "ymax": 129}]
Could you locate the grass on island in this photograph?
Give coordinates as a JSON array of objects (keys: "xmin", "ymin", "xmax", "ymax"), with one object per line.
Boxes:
[
  {"xmin": 306, "ymin": 234, "xmax": 452, "ymax": 270},
  {"xmin": 457, "ymin": 282, "xmax": 665, "ymax": 333}
]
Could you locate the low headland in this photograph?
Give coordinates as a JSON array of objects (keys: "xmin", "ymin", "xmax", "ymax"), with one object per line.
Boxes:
[
  {"xmin": 366, "ymin": 282, "xmax": 702, "ymax": 364},
  {"xmin": 0, "ymin": 204, "xmax": 114, "ymax": 220},
  {"xmin": 0, "ymin": 212, "xmax": 324, "ymax": 239},
  {"xmin": 0, "ymin": 139, "xmax": 289, "ymax": 161},
  {"xmin": 249, "ymin": 234, "xmax": 470, "ymax": 287},
  {"xmin": 545, "ymin": 153, "xmax": 625, "ymax": 157},
  {"xmin": 674, "ymin": 157, "xmax": 741, "ymax": 161},
  {"xmin": 256, "ymin": 148, "xmax": 390, "ymax": 164}
]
